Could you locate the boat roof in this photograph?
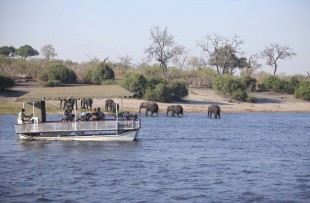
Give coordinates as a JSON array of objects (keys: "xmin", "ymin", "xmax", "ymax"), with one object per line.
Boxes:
[{"xmin": 15, "ymin": 85, "xmax": 134, "ymax": 102}]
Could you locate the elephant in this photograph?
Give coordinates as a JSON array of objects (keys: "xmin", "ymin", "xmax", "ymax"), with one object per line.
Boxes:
[
  {"xmin": 139, "ymin": 102, "xmax": 159, "ymax": 116},
  {"xmin": 166, "ymin": 105, "xmax": 183, "ymax": 117},
  {"xmin": 60, "ymin": 98, "xmax": 78, "ymax": 110},
  {"xmin": 105, "ymin": 99, "xmax": 119, "ymax": 113},
  {"xmin": 105, "ymin": 99, "xmax": 114, "ymax": 111},
  {"xmin": 208, "ymin": 105, "xmax": 221, "ymax": 119},
  {"xmin": 81, "ymin": 98, "xmax": 93, "ymax": 110}
]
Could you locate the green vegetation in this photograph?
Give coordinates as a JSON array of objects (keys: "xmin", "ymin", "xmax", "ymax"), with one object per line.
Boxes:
[
  {"xmin": 84, "ymin": 62, "xmax": 115, "ymax": 84},
  {"xmin": 39, "ymin": 63, "xmax": 77, "ymax": 84},
  {"xmin": 294, "ymin": 81, "xmax": 310, "ymax": 101}
]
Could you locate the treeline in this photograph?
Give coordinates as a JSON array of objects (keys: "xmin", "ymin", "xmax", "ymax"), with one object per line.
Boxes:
[{"xmin": 0, "ymin": 56, "xmax": 309, "ymax": 101}]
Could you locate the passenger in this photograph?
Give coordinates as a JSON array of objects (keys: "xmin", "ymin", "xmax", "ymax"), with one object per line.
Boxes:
[
  {"xmin": 97, "ymin": 107, "xmax": 105, "ymax": 120},
  {"xmin": 63, "ymin": 109, "xmax": 69, "ymax": 122},
  {"xmin": 92, "ymin": 108, "xmax": 99, "ymax": 121},
  {"xmin": 80, "ymin": 107, "xmax": 87, "ymax": 121},
  {"xmin": 68, "ymin": 108, "xmax": 74, "ymax": 122},
  {"xmin": 17, "ymin": 108, "xmax": 32, "ymax": 124}
]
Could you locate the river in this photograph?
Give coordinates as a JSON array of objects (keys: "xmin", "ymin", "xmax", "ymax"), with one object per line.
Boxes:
[{"xmin": 0, "ymin": 112, "xmax": 309, "ymax": 203}]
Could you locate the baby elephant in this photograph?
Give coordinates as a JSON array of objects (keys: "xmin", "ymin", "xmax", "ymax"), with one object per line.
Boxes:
[
  {"xmin": 208, "ymin": 105, "xmax": 221, "ymax": 119},
  {"xmin": 166, "ymin": 105, "xmax": 183, "ymax": 117}
]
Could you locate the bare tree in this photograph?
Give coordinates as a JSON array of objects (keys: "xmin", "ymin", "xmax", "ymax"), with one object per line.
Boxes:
[
  {"xmin": 171, "ymin": 46, "xmax": 189, "ymax": 69},
  {"xmin": 145, "ymin": 26, "xmax": 180, "ymax": 79},
  {"xmin": 41, "ymin": 44, "xmax": 57, "ymax": 60},
  {"xmin": 245, "ymin": 54, "xmax": 261, "ymax": 75},
  {"xmin": 197, "ymin": 33, "xmax": 244, "ymax": 75},
  {"xmin": 186, "ymin": 56, "xmax": 204, "ymax": 70},
  {"xmin": 261, "ymin": 44, "xmax": 296, "ymax": 76}
]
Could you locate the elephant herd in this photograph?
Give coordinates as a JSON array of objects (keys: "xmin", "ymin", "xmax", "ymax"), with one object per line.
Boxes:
[
  {"xmin": 60, "ymin": 99, "xmax": 221, "ymax": 119},
  {"xmin": 139, "ymin": 101, "xmax": 221, "ymax": 119}
]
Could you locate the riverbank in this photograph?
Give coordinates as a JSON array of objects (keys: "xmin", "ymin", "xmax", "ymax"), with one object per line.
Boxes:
[{"xmin": 0, "ymin": 83, "xmax": 309, "ymax": 115}]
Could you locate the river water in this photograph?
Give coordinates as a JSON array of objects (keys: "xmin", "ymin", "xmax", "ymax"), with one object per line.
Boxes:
[{"xmin": 0, "ymin": 112, "xmax": 309, "ymax": 203}]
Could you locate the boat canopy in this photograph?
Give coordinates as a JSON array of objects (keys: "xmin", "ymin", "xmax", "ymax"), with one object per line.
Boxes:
[{"xmin": 15, "ymin": 85, "xmax": 134, "ymax": 102}]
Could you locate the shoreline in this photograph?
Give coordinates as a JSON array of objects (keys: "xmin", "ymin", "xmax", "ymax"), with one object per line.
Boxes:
[{"xmin": 0, "ymin": 85, "xmax": 309, "ymax": 115}]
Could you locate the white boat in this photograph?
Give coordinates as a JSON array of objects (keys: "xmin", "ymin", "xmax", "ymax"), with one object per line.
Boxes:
[
  {"xmin": 15, "ymin": 85, "xmax": 141, "ymax": 141},
  {"xmin": 16, "ymin": 119, "xmax": 140, "ymax": 141}
]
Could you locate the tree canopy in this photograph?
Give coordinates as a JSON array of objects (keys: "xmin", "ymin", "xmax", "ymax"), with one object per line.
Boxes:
[{"xmin": 16, "ymin": 45, "xmax": 39, "ymax": 59}]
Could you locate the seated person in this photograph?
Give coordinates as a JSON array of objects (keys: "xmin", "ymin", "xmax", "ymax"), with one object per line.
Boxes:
[
  {"xmin": 97, "ymin": 107, "xmax": 105, "ymax": 120},
  {"xmin": 68, "ymin": 108, "xmax": 74, "ymax": 122},
  {"xmin": 91, "ymin": 108, "xmax": 100, "ymax": 121},
  {"xmin": 62, "ymin": 109, "xmax": 69, "ymax": 122},
  {"xmin": 80, "ymin": 107, "xmax": 87, "ymax": 121}
]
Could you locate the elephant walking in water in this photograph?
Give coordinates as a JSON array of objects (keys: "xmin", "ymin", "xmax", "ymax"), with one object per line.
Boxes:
[
  {"xmin": 208, "ymin": 105, "xmax": 221, "ymax": 119},
  {"xmin": 166, "ymin": 105, "xmax": 183, "ymax": 117},
  {"xmin": 139, "ymin": 102, "xmax": 159, "ymax": 116},
  {"xmin": 81, "ymin": 98, "xmax": 93, "ymax": 110}
]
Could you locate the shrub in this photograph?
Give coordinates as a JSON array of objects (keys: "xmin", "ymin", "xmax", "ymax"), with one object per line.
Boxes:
[
  {"xmin": 241, "ymin": 76, "xmax": 257, "ymax": 91},
  {"xmin": 263, "ymin": 76, "xmax": 287, "ymax": 92},
  {"xmin": 286, "ymin": 76, "xmax": 301, "ymax": 94},
  {"xmin": 39, "ymin": 63, "xmax": 77, "ymax": 83},
  {"xmin": 232, "ymin": 89, "xmax": 248, "ymax": 101},
  {"xmin": 84, "ymin": 62, "xmax": 114, "ymax": 84},
  {"xmin": 144, "ymin": 83, "xmax": 171, "ymax": 102},
  {"xmin": 119, "ymin": 72, "xmax": 147, "ymax": 97},
  {"xmin": 295, "ymin": 81, "xmax": 310, "ymax": 101},
  {"xmin": 44, "ymin": 80, "xmax": 62, "ymax": 87},
  {"xmin": 167, "ymin": 80, "xmax": 188, "ymax": 100},
  {"xmin": 0, "ymin": 74, "xmax": 15, "ymax": 90}
]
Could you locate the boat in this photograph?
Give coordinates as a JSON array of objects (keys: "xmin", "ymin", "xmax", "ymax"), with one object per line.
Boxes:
[{"xmin": 15, "ymin": 85, "xmax": 141, "ymax": 141}]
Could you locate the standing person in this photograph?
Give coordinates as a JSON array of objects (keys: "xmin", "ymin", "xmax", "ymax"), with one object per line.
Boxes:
[{"xmin": 17, "ymin": 108, "xmax": 32, "ymax": 124}]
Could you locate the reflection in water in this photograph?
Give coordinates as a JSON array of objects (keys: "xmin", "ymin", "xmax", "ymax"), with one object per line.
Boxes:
[{"xmin": 0, "ymin": 113, "xmax": 309, "ymax": 202}]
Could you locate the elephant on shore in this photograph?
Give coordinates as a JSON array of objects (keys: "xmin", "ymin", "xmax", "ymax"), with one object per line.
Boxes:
[
  {"xmin": 60, "ymin": 98, "xmax": 78, "ymax": 110},
  {"xmin": 208, "ymin": 105, "xmax": 221, "ymax": 119},
  {"xmin": 105, "ymin": 99, "xmax": 119, "ymax": 113},
  {"xmin": 166, "ymin": 105, "xmax": 183, "ymax": 117},
  {"xmin": 139, "ymin": 102, "xmax": 159, "ymax": 116},
  {"xmin": 81, "ymin": 98, "xmax": 93, "ymax": 110},
  {"xmin": 105, "ymin": 99, "xmax": 114, "ymax": 111}
]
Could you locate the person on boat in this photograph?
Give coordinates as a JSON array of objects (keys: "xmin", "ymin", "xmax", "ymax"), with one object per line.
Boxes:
[
  {"xmin": 91, "ymin": 108, "xmax": 100, "ymax": 120},
  {"xmin": 17, "ymin": 108, "xmax": 32, "ymax": 124},
  {"xmin": 79, "ymin": 107, "xmax": 87, "ymax": 121},
  {"xmin": 97, "ymin": 107, "xmax": 105, "ymax": 120},
  {"xmin": 62, "ymin": 109, "xmax": 69, "ymax": 122},
  {"xmin": 68, "ymin": 108, "xmax": 74, "ymax": 122}
]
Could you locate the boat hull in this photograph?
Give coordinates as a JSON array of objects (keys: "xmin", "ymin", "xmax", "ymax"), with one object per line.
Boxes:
[{"xmin": 19, "ymin": 129, "xmax": 139, "ymax": 141}]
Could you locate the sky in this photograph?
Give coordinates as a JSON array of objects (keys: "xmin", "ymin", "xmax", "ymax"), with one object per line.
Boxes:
[{"xmin": 0, "ymin": 0, "xmax": 309, "ymax": 75}]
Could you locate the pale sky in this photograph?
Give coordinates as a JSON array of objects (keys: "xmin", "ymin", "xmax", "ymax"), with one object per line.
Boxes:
[{"xmin": 0, "ymin": 0, "xmax": 309, "ymax": 75}]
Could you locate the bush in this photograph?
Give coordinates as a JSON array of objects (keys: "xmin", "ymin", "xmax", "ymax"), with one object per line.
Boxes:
[
  {"xmin": 0, "ymin": 74, "xmax": 15, "ymax": 90},
  {"xmin": 144, "ymin": 83, "xmax": 171, "ymax": 102},
  {"xmin": 44, "ymin": 80, "xmax": 62, "ymax": 87},
  {"xmin": 241, "ymin": 76, "xmax": 257, "ymax": 91},
  {"xmin": 232, "ymin": 89, "xmax": 248, "ymax": 101},
  {"xmin": 84, "ymin": 62, "xmax": 115, "ymax": 84},
  {"xmin": 167, "ymin": 80, "xmax": 188, "ymax": 100},
  {"xmin": 119, "ymin": 72, "xmax": 147, "ymax": 97},
  {"xmin": 263, "ymin": 76, "xmax": 287, "ymax": 92},
  {"xmin": 286, "ymin": 76, "xmax": 301, "ymax": 94},
  {"xmin": 39, "ymin": 63, "xmax": 77, "ymax": 83},
  {"xmin": 295, "ymin": 81, "xmax": 310, "ymax": 101}
]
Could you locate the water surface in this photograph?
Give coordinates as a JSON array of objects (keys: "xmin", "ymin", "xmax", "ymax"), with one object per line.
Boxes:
[{"xmin": 0, "ymin": 113, "xmax": 309, "ymax": 202}]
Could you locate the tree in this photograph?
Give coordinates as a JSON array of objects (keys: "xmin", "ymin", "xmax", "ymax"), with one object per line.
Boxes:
[
  {"xmin": 197, "ymin": 34, "xmax": 245, "ymax": 75},
  {"xmin": 244, "ymin": 54, "xmax": 261, "ymax": 75},
  {"xmin": 171, "ymin": 45, "xmax": 189, "ymax": 69},
  {"xmin": 261, "ymin": 44, "xmax": 296, "ymax": 76},
  {"xmin": 186, "ymin": 56, "xmax": 204, "ymax": 70},
  {"xmin": 41, "ymin": 44, "xmax": 57, "ymax": 60},
  {"xmin": 16, "ymin": 45, "xmax": 39, "ymax": 59},
  {"xmin": 145, "ymin": 26, "xmax": 180, "ymax": 79},
  {"xmin": 0, "ymin": 46, "xmax": 16, "ymax": 57}
]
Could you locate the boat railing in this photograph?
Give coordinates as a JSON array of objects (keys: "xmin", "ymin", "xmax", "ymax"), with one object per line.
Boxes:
[{"xmin": 15, "ymin": 119, "xmax": 141, "ymax": 134}]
